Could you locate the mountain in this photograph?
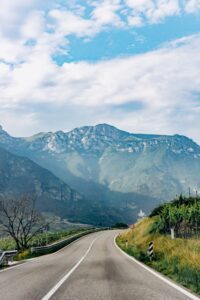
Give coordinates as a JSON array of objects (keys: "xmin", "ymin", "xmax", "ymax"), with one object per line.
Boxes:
[
  {"xmin": 0, "ymin": 146, "xmax": 144, "ymax": 226},
  {"xmin": 0, "ymin": 146, "xmax": 87, "ymax": 219},
  {"xmin": 0, "ymin": 124, "xmax": 200, "ymax": 223}
]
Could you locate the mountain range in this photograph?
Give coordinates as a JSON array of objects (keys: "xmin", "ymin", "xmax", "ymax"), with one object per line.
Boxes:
[{"xmin": 0, "ymin": 124, "xmax": 200, "ymax": 225}]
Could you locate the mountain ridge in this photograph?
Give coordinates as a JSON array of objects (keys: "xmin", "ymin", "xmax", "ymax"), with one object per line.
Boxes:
[
  {"xmin": 0, "ymin": 123, "xmax": 200, "ymax": 224},
  {"xmin": 1, "ymin": 123, "xmax": 198, "ymax": 145},
  {"xmin": 0, "ymin": 146, "xmax": 138, "ymax": 225}
]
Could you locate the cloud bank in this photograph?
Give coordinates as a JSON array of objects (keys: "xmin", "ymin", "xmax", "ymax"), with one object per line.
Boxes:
[{"xmin": 0, "ymin": 0, "xmax": 200, "ymax": 143}]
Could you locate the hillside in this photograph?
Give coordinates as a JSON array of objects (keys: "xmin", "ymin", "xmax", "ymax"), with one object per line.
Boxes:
[
  {"xmin": 117, "ymin": 196, "xmax": 200, "ymax": 295},
  {"xmin": 0, "ymin": 147, "xmax": 142, "ymax": 225},
  {"xmin": 0, "ymin": 124, "xmax": 200, "ymax": 222},
  {"xmin": 0, "ymin": 147, "xmax": 92, "ymax": 224}
]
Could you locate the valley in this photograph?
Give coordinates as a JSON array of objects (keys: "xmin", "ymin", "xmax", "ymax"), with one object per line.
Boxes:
[{"xmin": 0, "ymin": 124, "xmax": 200, "ymax": 225}]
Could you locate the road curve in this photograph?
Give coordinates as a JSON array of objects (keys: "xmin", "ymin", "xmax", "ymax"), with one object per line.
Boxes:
[{"xmin": 0, "ymin": 230, "xmax": 197, "ymax": 300}]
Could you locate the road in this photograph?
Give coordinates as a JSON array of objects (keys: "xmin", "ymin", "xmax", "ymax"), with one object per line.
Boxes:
[{"xmin": 0, "ymin": 230, "xmax": 198, "ymax": 300}]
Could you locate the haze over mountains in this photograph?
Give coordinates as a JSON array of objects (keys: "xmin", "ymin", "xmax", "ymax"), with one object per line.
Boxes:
[
  {"xmin": 0, "ymin": 147, "xmax": 92, "ymax": 222},
  {"xmin": 0, "ymin": 124, "xmax": 200, "ymax": 225}
]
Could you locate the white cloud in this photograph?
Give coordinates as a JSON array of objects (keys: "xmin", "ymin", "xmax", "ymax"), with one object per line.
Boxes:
[
  {"xmin": 125, "ymin": 0, "xmax": 180, "ymax": 25},
  {"xmin": 127, "ymin": 14, "xmax": 144, "ymax": 26},
  {"xmin": 49, "ymin": 9, "xmax": 95, "ymax": 37},
  {"xmin": 0, "ymin": 0, "xmax": 200, "ymax": 142},
  {"xmin": 48, "ymin": 0, "xmax": 124, "ymax": 40},
  {"xmin": 20, "ymin": 11, "xmax": 45, "ymax": 40},
  {"xmin": 0, "ymin": 0, "xmax": 199, "ymax": 65},
  {"xmin": 0, "ymin": 0, "xmax": 43, "ymax": 36},
  {"xmin": 0, "ymin": 109, "xmax": 38, "ymax": 136},
  {"xmin": 0, "ymin": 34, "xmax": 200, "ymax": 142},
  {"xmin": 0, "ymin": 1, "xmax": 122, "ymax": 65},
  {"xmin": 91, "ymin": 0, "xmax": 123, "ymax": 26},
  {"xmin": 184, "ymin": 0, "xmax": 200, "ymax": 13}
]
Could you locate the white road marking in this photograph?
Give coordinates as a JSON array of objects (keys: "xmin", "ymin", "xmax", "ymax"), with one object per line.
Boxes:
[
  {"xmin": 114, "ymin": 235, "xmax": 200, "ymax": 300},
  {"xmin": 0, "ymin": 232, "xmax": 97, "ymax": 274},
  {"xmin": 41, "ymin": 236, "xmax": 98, "ymax": 300}
]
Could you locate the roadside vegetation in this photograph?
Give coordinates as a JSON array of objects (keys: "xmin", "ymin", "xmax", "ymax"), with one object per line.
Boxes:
[
  {"xmin": 150, "ymin": 195, "xmax": 200, "ymax": 238},
  {"xmin": 117, "ymin": 196, "xmax": 200, "ymax": 295},
  {"xmin": 0, "ymin": 228, "xmax": 90, "ymax": 261},
  {"xmin": 0, "ymin": 195, "xmax": 93, "ymax": 262},
  {"xmin": 0, "ymin": 195, "xmax": 48, "ymax": 251},
  {"xmin": 0, "ymin": 228, "xmax": 88, "ymax": 251}
]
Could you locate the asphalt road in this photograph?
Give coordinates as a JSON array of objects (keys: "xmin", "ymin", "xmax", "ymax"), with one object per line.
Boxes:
[{"xmin": 0, "ymin": 230, "xmax": 198, "ymax": 300}]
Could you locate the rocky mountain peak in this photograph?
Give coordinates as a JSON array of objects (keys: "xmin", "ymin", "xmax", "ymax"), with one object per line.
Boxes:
[
  {"xmin": 0, "ymin": 125, "xmax": 16, "ymax": 145},
  {"xmin": 67, "ymin": 123, "xmax": 129, "ymax": 141},
  {"xmin": 0, "ymin": 125, "xmax": 8, "ymax": 135}
]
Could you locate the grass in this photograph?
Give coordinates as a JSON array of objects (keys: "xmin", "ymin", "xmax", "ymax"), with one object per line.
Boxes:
[
  {"xmin": 116, "ymin": 217, "xmax": 200, "ymax": 295},
  {"xmin": 0, "ymin": 237, "xmax": 16, "ymax": 250},
  {"xmin": 0, "ymin": 228, "xmax": 89, "ymax": 261}
]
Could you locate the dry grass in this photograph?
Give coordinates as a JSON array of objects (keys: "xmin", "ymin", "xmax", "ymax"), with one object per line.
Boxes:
[
  {"xmin": 117, "ymin": 217, "xmax": 200, "ymax": 294},
  {"xmin": 120, "ymin": 217, "xmax": 200, "ymax": 268}
]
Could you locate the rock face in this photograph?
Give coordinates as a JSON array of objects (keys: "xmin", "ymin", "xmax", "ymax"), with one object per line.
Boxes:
[
  {"xmin": 0, "ymin": 146, "xmax": 87, "ymax": 220},
  {"xmin": 0, "ymin": 124, "xmax": 200, "ymax": 224}
]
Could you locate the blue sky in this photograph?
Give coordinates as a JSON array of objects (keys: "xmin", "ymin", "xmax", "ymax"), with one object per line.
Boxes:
[
  {"xmin": 0, "ymin": 0, "xmax": 200, "ymax": 143},
  {"xmin": 57, "ymin": 13, "xmax": 200, "ymax": 63}
]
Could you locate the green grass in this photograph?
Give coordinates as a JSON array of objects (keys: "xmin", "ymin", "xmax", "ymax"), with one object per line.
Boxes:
[
  {"xmin": 0, "ymin": 237, "xmax": 16, "ymax": 251},
  {"xmin": 0, "ymin": 228, "xmax": 89, "ymax": 261},
  {"xmin": 117, "ymin": 217, "xmax": 200, "ymax": 295}
]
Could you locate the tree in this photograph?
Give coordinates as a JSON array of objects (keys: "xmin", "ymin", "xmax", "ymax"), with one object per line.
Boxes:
[{"xmin": 0, "ymin": 195, "xmax": 47, "ymax": 251}]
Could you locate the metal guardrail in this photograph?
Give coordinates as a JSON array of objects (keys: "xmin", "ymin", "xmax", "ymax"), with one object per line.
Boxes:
[
  {"xmin": 31, "ymin": 228, "xmax": 104, "ymax": 255},
  {"xmin": 0, "ymin": 250, "xmax": 18, "ymax": 266}
]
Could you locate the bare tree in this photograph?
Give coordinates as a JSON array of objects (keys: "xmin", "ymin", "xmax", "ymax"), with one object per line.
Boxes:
[{"xmin": 0, "ymin": 195, "xmax": 48, "ymax": 251}]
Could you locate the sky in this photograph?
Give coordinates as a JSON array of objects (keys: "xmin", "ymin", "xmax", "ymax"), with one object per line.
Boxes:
[{"xmin": 0, "ymin": 0, "xmax": 200, "ymax": 143}]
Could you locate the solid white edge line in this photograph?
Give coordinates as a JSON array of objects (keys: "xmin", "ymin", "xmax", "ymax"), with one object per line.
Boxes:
[
  {"xmin": 41, "ymin": 236, "xmax": 98, "ymax": 300},
  {"xmin": 0, "ymin": 231, "xmax": 99, "ymax": 274},
  {"xmin": 114, "ymin": 235, "xmax": 200, "ymax": 300}
]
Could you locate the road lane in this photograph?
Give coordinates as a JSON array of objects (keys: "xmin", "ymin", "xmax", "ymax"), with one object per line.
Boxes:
[
  {"xmin": 0, "ymin": 230, "xmax": 198, "ymax": 300},
  {"xmin": 42, "ymin": 236, "xmax": 98, "ymax": 300},
  {"xmin": 0, "ymin": 232, "xmax": 101, "ymax": 300},
  {"xmin": 50, "ymin": 230, "xmax": 196, "ymax": 300}
]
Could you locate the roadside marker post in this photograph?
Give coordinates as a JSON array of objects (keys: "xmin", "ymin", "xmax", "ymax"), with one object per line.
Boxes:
[{"xmin": 148, "ymin": 241, "xmax": 153, "ymax": 261}]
